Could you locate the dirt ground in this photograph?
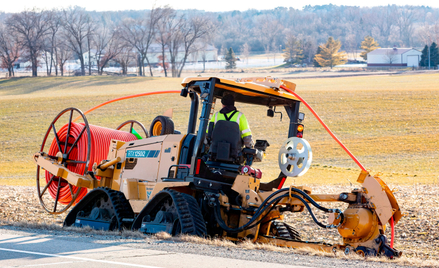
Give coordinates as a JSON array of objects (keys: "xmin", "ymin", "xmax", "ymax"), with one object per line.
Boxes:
[{"xmin": 1, "ymin": 184, "xmax": 438, "ymax": 264}]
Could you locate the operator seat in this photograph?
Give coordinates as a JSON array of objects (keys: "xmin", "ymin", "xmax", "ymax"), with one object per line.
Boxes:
[{"xmin": 209, "ymin": 120, "xmax": 242, "ymax": 163}]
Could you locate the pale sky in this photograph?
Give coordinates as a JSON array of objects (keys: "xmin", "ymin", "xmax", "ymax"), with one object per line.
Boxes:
[{"xmin": 1, "ymin": 0, "xmax": 438, "ymax": 13}]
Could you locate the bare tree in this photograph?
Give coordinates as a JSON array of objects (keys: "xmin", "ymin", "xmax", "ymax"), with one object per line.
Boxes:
[
  {"xmin": 114, "ymin": 44, "xmax": 134, "ymax": 75},
  {"xmin": 241, "ymin": 42, "xmax": 250, "ymax": 65},
  {"xmin": 93, "ymin": 22, "xmax": 123, "ymax": 75},
  {"xmin": 41, "ymin": 10, "xmax": 61, "ymax": 76},
  {"xmin": 256, "ymin": 15, "xmax": 283, "ymax": 61},
  {"xmin": 119, "ymin": 8, "xmax": 160, "ymax": 77},
  {"xmin": 416, "ymin": 25, "xmax": 433, "ymax": 45},
  {"xmin": 156, "ymin": 6, "xmax": 178, "ymax": 77},
  {"xmin": 396, "ymin": 6, "xmax": 421, "ymax": 47},
  {"xmin": 56, "ymin": 39, "xmax": 72, "ymax": 76},
  {"xmin": 345, "ymin": 34, "xmax": 358, "ymax": 59},
  {"xmin": 195, "ymin": 28, "xmax": 216, "ymax": 73},
  {"xmin": 62, "ymin": 7, "xmax": 92, "ymax": 76},
  {"xmin": 6, "ymin": 9, "xmax": 52, "ymax": 77},
  {"xmin": 298, "ymin": 35, "xmax": 317, "ymax": 65},
  {"xmin": 372, "ymin": 5, "xmax": 398, "ymax": 47},
  {"xmin": 85, "ymin": 19, "xmax": 97, "ymax": 75},
  {"xmin": 383, "ymin": 48, "xmax": 399, "ymax": 65},
  {"xmin": 0, "ymin": 23, "xmax": 21, "ymax": 77},
  {"xmin": 166, "ymin": 14, "xmax": 213, "ymax": 77}
]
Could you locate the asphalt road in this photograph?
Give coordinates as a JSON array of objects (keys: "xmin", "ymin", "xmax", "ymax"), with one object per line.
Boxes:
[
  {"xmin": 0, "ymin": 227, "xmax": 410, "ymax": 268},
  {"xmin": 0, "ymin": 228, "xmax": 308, "ymax": 268}
]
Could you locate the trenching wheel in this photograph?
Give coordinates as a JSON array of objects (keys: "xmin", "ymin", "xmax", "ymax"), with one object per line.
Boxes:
[
  {"xmin": 278, "ymin": 137, "xmax": 312, "ymax": 177},
  {"xmin": 116, "ymin": 120, "xmax": 149, "ymax": 138},
  {"xmin": 36, "ymin": 107, "xmax": 91, "ymax": 214}
]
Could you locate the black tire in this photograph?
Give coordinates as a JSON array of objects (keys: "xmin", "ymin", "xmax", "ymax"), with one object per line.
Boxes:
[{"xmin": 150, "ymin": 116, "xmax": 174, "ymax": 136}]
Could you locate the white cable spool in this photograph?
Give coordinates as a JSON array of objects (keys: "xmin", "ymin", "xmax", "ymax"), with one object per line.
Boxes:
[{"xmin": 278, "ymin": 137, "xmax": 312, "ymax": 177}]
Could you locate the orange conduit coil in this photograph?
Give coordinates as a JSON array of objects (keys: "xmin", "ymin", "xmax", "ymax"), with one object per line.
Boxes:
[{"xmin": 46, "ymin": 123, "xmax": 136, "ymax": 204}]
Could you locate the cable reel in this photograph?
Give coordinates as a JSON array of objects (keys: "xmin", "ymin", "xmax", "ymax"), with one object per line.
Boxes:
[
  {"xmin": 36, "ymin": 107, "xmax": 91, "ymax": 214},
  {"xmin": 36, "ymin": 108, "xmax": 139, "ymax": 214},
  {"xmin": 278, "ymin": 137, "xmax": 312, "ymax": 177}
]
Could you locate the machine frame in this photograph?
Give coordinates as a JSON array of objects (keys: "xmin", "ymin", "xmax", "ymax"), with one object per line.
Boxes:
[{"xmin": 33, "ymin": 76, "xmax": 402, "ymax": 258}]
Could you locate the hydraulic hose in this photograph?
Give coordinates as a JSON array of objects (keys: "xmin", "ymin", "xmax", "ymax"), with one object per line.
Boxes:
[
  {"xmin": 214, "ymin": 187, "xmax": 344, "ymax": 233},
  {"xmin": 279, "ymin": 85, "xmax": 367, "ymax": 172},
  {"xmin": 47, "ymin": 123, "xmax": 136, "ymax": 204},
  {"xmin": 280, "ymin": 85, "xmax": 398, "ymax": 245}
]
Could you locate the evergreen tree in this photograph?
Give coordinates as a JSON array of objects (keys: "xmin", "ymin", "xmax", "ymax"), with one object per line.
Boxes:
[
  {"xmin": 225, "ymin": 47, "xmax": 236, "ymax": 70},
  {"xmin": 313, "ymin": 46, "xmax": 323, "ymax": 67},
  {"xmin": 360, "ymin": 36, "xmax": 380, "ymax": 60},
  {"xmin": 283, "ymin": 35, "xmax": 303, "ymax": 65},
  {"xmin": 430, "ymin": 42, "xmax": 439, "ymax": 69},
  {"xmin": 420, "ymin": 45, "xmax": 428, "ymax": 67},
  {"xmin": 314, "ymin": 37, "xmax": 347, "ymax": 68}
]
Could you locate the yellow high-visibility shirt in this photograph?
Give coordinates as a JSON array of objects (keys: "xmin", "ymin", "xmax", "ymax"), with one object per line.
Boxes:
[{"xmin": 210, "ymin": 110, "xmax": 252, "ymax": 138}]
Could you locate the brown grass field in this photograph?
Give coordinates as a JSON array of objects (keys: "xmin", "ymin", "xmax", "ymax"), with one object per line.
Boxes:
[
  {"xmin": 1, "ymin": 72, "xmax": 439, "ymax": 264},
  {"xmin": 1, "ymin": 72, "xmax": 438, "ymax": 185}
]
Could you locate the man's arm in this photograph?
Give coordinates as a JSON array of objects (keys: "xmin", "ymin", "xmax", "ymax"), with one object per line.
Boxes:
[
  {"xmin": 243, "ymin": 135, "xmax": 254, "ymax": 148},
  {"xmin": 239, "ymin": 113, "xmax": 254, "ymax": 148}
]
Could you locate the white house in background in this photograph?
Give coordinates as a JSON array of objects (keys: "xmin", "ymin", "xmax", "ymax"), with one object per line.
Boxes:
[
  {"xmin": 82, "ymin": 49, "xmax": 98, "ymax": 66},
  {"xmin": 367, "ymin": 47, "xmax": 422, "ymax": 67}
]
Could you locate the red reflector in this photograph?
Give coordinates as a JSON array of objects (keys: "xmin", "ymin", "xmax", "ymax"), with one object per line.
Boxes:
[
  {"xmin": 195, "ymin": 159, "xmax": 201, "ymax": 175},
  {"xmin": 297, "ymin": 132, "xmax": 303, "ymax": 138},
  {"xmin": 278, "ymin": 177, "xmax": 287, "ymax": 189}
]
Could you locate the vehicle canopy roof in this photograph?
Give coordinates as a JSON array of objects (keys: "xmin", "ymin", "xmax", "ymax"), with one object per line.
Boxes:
[{"xmin": 181, "ymin": 77, "xmax": 299, "ymax": 106}]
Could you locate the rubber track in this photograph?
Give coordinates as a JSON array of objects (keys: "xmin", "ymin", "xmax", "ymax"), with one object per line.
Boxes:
[
  {"xmin": 64, "ymin": 187, "xmax": 134, "ymax": 231},
  {"xmin": 167, "ymin": 189, "xmax": 207, "ymax": 236},
  {"xmin": 133, "ymin": 189, "xmax": 206, "ymax": 236},
  {"xmin": 107, "ymin": 188, "xmax": 135, "ymax": 230},
  {"xmin": 272, "ymin": 220, "xmax": 301, "ymax": 241}
]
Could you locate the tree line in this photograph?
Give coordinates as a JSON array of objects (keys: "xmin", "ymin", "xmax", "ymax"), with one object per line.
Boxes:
[
  {"xmin": 0, "ymin": 6, "xmax": 214, "ymax": 77},
  {"xmin": 1, "ymin": 4, "xmax": 439, "ymax": 77},
  {"xmin": 214, "ymin": 5, "xmax": 439, "ymax": 58}
]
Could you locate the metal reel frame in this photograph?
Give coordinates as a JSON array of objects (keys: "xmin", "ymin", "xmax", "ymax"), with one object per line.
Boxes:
[
  {"xmin": 36, "ymin": 107, "xmax": 91, "ymax": 214},
  {"xmin": 116, "ymin": 120, "xmax": 149, "ymax": 138},
  {"xmin": 278, "ymin": 137, "xmax": 312, "ymax": 177}
]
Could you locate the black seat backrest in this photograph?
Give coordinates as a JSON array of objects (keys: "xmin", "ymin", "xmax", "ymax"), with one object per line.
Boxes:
[{"xmin": 210, "ymin": 120, "xmax": 242, "ymax": 162}]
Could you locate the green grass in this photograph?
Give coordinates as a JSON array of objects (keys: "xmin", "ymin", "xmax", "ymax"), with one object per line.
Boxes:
[{"xmin": 1, "ymin": 74, "xmax": 438, "ymax": 186}]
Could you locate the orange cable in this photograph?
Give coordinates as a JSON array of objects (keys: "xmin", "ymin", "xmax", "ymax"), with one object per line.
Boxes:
[
  {"xmin": 279, "ymin": 85, "xmax": 367, "ymax": 172},
  {"xmin": 73, "ymin": 90, "xmax": 181, "ymax": 122},
  {"xmin": 390, "ymin": 216, "xmax": 395, "ymax": 248}
]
